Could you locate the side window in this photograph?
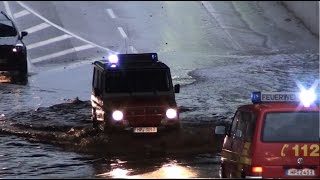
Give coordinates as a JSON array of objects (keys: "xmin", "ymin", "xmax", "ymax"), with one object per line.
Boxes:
[
  {"xmin": 245, "ymin": 112, "xmax": 257, "ymax": 142},
  {"xmin": 230, "ymin": 111, "xmax": 241, "ymax": 136},
  {"xmin": 235, "ymin": 111, "xmax": 249, "ymax": 139}
]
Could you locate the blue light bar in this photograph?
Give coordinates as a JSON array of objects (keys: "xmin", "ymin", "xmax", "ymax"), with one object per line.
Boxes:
[
  {"xmin": 108, "ymin": 54, "xmax": 119, "ymax": 64},
  {"xmin": 251, "ymin": 92, "xmax": 299, "ymax": 104},
  {"xmin": 105, "ymin": 53, "xmax": 158, "ymax": 68}
]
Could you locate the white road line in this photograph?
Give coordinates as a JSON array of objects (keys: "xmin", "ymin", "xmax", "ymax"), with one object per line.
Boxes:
[
  {"xmin": 13, "ymin": 10, "xmax": 30, "ymax": 19},
  {"xmin": 31, "ymin": 44, "xmax": 95, "ymax": 63},
  {"xmin": 222, "ymin": 25, "xmax": 253, "ymax": 33},
  {"xmin": 3, "ymin": 1, "xmax": 13, "ymax": 18},
  {"xmin": 129, "ymin": 46, "xmax": 138, "ymax": 53},
  {"xmin": 117, "ymin": 27, "xmax": 128, "ymax": 38},
  {"xmin": 106, "ymin": 9, "xmax": 116, "ymax": 19},
  {"xmin": 201, "ymin": 1, "xmax": 242, "ymax": 50},
  {"xmin": 16, "ymin": 1, "xmax": 117, "ymax": 54},
  {"xmin": 27, "ymin": 34, "xmax": 72, "ymax": 49},
  {"xmin": 24, "ymin": 22, "xmax": 51, "ymax": 34}
]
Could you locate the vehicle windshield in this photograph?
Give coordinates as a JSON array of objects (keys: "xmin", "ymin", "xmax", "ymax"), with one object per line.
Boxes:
[
  {"xmin": 105, "ymin": 69, "xmax": 171, "ymax": 93},
  {"xmin": 262, "ymin": 112, "xmax": 319, "ymax": 142},
  {"xmin": 0, "ymin": 21, "xmax": 17, "ymax": 37}
]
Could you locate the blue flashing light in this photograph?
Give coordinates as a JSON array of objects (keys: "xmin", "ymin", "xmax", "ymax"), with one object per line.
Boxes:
[
  {"xmin": 251, "ymin": 92, "xmax": 262, "ymax": 104},
  {"xmin": 110, "ymin": 64, "xmax": 117, "ymax": 68},
  {"xmin": 108, "ymin": 54, "xmax": 119, "ymax": 64},
  {"xmin": 299, "ymin": 89, "xmax": 317, "ymax": 107}
]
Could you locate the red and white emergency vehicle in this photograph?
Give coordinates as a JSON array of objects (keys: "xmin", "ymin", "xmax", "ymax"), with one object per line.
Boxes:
[
  {"xmin": 90, "ymin": 53, "xmax": 181, "ymax": 133},
  {"xmin": 215, "ymin": 87, "xmax": 320, "ymax": 178}
]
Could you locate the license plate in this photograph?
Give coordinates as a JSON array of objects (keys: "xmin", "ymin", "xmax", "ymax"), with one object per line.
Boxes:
[
  {"xmin": 133, "ymin": 127, "xmax": 157, "ymax": 133},
  {"xmin": 286, "ymin": 168, "xmax": 315, "ymax": 176}
]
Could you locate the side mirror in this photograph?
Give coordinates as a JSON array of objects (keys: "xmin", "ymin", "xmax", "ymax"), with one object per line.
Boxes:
[
  {"xmin": 174, "ymin": 84, "xmax": 180, "ymax": 93},
  {"xmin": 214, "ymin": 126, "xmax": 226, "ymax": 135},
  {"xmin": 21, "ymin": 31, "xmax": 28, "ymax": 39}
]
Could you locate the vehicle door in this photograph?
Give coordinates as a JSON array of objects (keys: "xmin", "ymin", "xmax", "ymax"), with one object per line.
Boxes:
[
  {"xmin": 232, "ymin": 110, "xmax": 257, "ymax": 178},
  {"xmin": 221, "ymin": 110, "xmax": 240, "ymax": 178}
]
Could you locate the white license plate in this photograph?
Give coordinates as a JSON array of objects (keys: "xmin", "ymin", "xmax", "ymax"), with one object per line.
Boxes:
[
  {"xmin": 286, "ymin": 168, "xmax": 315, "ymax": 176},
  {"xmin": 133, "ymin": 127, "xmax": 157, "ymax": 133}
]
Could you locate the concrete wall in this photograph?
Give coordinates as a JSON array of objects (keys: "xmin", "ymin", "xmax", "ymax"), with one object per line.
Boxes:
[{"xmin": 282, "ymin": 1, "xmax": 319, "ymax": 36}]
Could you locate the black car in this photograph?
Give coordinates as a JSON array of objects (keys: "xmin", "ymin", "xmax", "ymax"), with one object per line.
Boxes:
[{"xmin": 0, "ymin": 11, "xmax": 28, "ymax": 84}]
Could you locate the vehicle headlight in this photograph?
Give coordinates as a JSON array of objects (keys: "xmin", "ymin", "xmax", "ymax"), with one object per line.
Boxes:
[
  {"xmin": 112, "ymin": 110, "xmax": 123, "ymax": 121},
  {"xmin": 166, "ymin": 108, "xmax": 177, "ymax": 119}
]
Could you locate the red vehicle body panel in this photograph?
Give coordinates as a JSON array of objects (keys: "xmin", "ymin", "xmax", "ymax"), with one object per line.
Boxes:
[{"xmin": 221, "ymin": 103, "xmax": 319, "ymax": 178}]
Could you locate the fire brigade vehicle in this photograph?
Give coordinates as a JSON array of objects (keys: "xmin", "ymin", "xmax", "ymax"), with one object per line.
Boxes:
[
  {"xmin": 91, "ymin": 53, "xmax": 180, "ymax": 133},
  {"xmin": 215, "ymin": 88, "xmax": 319, "ymax": 178}
]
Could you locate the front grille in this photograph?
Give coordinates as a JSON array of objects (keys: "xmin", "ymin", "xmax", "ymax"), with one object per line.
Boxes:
[
  {"xmin": 125, "ymin": 107, "xmax": 164, "ymax": 116},
  {"xmin": 125, "ymin": 107, "xmax": 165, "ymax": 127}
]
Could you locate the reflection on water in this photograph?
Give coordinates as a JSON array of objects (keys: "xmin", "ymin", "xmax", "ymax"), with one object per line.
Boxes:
[
  {"xmin": 96, "ymin": 159, "xmax": 197, "ymax": 179},
  {"xmin": 0, "ymin": 73, "xmax": 12, "ymax": 83},
  {"xmin": 134, "ymin": 162, "xmax": 197, "ymax": 178}
]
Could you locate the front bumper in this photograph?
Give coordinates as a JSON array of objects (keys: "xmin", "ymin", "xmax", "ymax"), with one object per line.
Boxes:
[
  {"xmin": 107, "ymin": 118, "xmax": 180, "ymax": 133},
  {"xmin": 0, "ymin": 58, "xmax": 27, "ymax": 71}
]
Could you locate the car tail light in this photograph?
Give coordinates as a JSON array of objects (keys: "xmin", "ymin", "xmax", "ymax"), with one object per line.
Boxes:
[
  {"xmin": 252, "ymin": 166, "xmax": 263, "ymax": 173},
  {"xmin": 245, "ymin": 166, "xmax": 263, "ymax": 178},
  {"xmin": 13, "ymin": 44, "xmax": 24, "ymax": 53}
]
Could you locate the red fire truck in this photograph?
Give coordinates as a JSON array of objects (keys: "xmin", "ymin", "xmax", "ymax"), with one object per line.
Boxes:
[
  {"xmin": 91, "ymin": 53, "xmax": 181, "ymax": 133},
  {"xmin": 215, "ymin": 88, "xmax": 319, "ymax": 178}
]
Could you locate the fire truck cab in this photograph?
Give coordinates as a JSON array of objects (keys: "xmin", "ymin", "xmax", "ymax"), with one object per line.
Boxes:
[
  {"xmin": 215, "ymin": 90, "xmax": 320, "ymax": 178},
  {"xmin": 91, "ymin": 53, "xmax": 180, "ymax": 133}
]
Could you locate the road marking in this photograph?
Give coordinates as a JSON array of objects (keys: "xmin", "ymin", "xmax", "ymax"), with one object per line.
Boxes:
[
  {"xmin": 27, "ymin": 34, "xmax": 72, "ymax": 49},
  {"xmin": 13, "ymin": 10, "xmax": 30, "ymax": 19},
  {"xmin": 201, "ymin": 1, "xmax": 242, "ymax": 50},
  {"xmin": 117, "ymin": 27, "xmax": 128, "ymax": 38},
  {"xmin": 24, "ymin": 22, "xmax": 51, "ymax": 34},
  {"xmin": 129, "ymin": 46, "xmax": 138, "ymax": 53},
  {"xmin": 3, "ymin": 1, "xmax": 13, "ymax": 18},
  {"xmin": 222, "ymin": 25, "xmax": 253, "ymax": 33},
  {"xmin": 16, "ymin": 1, "xmax": 117, "ymax": 53},
  {"xmin": 31, "ymin": 44, "xmax": 95, "ymax": 63},
  {"xmin": 106, "ymin": 8, "xmax": 116, "ymax": 19}
]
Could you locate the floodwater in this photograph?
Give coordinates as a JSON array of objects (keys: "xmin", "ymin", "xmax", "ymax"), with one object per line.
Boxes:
[{"xmin": 1, "ymin": 52, "xmax": 318, "ymax": 178}]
